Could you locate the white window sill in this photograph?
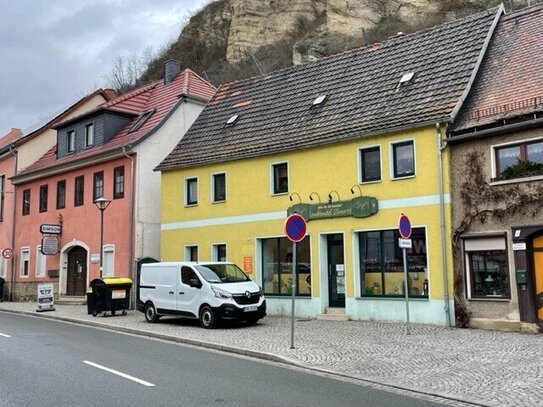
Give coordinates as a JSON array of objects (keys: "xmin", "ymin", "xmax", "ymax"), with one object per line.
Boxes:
[
  {"xmin": 391, "ymin": 174, "xmax": 416, "ymax": 181},
  {"xmin": 468, "ymin": 297, "xmax": 511, "ymax": 302},
  {"xmin": 271, "ymin": 192, "xmax": 289, "ymax": 197},
  {"xmin": 490, "ymin": 174, "xmax": 543, "ymax": 186},
  {"xmin": 360, "ymin": 179, "xmax": 382, "ymax": 185}
]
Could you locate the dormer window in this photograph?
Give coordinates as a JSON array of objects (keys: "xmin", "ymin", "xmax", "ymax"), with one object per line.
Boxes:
[
  {"xmin": 129, "ymin": 108, "xmax": 156, "ymax": 133},
  {"xmin": 67, "ymin": 130, "xmax": 75, "ymax": 152},
  {"xmin": 85, "ymin": 123, "xmax": 94, "ymax": 147}
]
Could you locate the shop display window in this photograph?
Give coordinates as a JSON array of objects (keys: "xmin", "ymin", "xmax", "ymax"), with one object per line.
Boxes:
[
  {"xmin": 359, "ymin": 227, "xmax": 428, "ymax": 298},
  {"xmin": 261, "ymin": 236, "xmax": 311, "ymax": 296}
]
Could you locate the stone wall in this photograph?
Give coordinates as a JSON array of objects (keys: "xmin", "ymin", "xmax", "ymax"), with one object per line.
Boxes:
[{"xmin": 11, "ymin": 281, "xmax": 60, "ymax": 302}]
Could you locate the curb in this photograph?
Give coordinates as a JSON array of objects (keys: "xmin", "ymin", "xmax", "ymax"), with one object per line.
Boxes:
[{"xmin": 1, "ymin": 308, "xmax": 490, "ymax": 407}]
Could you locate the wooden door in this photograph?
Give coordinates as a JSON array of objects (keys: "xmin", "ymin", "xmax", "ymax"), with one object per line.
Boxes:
[
  {"xmin": 533, "ymin": 236, "xmax": 543, "ymax": 322},
  {"xmin": 66, "ymin": 247, "xmax": 87, "ymax": 296}
]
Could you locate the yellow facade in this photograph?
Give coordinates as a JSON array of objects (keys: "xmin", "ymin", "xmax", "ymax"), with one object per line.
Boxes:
[{"xmin": 160, "ymin": 125, "xmax": 454, "ymax": 324}]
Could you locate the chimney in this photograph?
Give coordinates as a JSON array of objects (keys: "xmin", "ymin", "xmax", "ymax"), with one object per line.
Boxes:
[{"xmin": 164, "ymin": 59, "xmax": 182, "ymax": 85}]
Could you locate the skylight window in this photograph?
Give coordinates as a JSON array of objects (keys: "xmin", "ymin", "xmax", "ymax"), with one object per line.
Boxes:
[
  {"xmin": 398, "ymin": 72, "xmax": 415, "ymax": 88},
  {"xmin": 128, "ymin": 108, "xmax": 156, "ymax": 133},
  {"xmin": 226, "ymin": 114, "xmax": 239, "ymax": 125},
  {"xmin": 312, "ymin": 95, "xmax": 327, "ymax": 106}
]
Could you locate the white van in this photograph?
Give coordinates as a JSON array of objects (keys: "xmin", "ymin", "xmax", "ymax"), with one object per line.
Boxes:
[{"xmin": 137, "ymin": 262, "xmax": 266, "ymax": 329}]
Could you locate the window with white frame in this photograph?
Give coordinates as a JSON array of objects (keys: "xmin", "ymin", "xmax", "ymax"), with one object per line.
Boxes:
[
  {"xmin": 85, "ymin": 123, "xmax": 94, "ymax": 147},
  {"xmin": 67, "ymin": 130, "xmax": 76, "ymax": 152},
  {"xmin": 20, "ymin": 247, "xmax": 30, "ymax": 277},
  {"xmin": 36, "ymin": 246, "xmax": 46, "ymax": 277},
  {"xmin": 185, "ymin": 245, "xmax": 198, "ymax": 261},
  {"xmin": 212, "ymin": 173, "xmax": 226, "ymax": 202},
  {"xmin": 103, "ymin": 244, "xmax": 115, "ymax": 277},
  {"xmin": 359, "ymin": 146, "xmax": 381, "ymax": 182},
  {"xmin": 391, "ymin": 140, "xmax": 415, "ymax": 178},
  {"xmin": 493, "ymin": 139, "xmax": 543, "ymax": 181},
  {"xmin": 185, "ymin": 177, "xmax": 198, "ymax": 206},
  {"xmin": 212, "ymin": 244, "xmax": 227, "ymax": 262},
  {"xmin": 272, "ymin": 162, "xmax": 288, "ymax": 194},
  {"xmin": 463, "ymin": 236, "xmax": 510, "ymax": 299}
]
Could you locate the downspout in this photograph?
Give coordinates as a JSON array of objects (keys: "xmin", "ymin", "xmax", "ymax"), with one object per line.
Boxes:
[
  {"xmin": 122, "ymin": 146, "xmax": 136, "ymax": 309},
  {"xmin": 436, "ymin": 123, "xmax": 452, "ymax": 327},
  {"xmin": 8, "ymin": 145, "xmax": 17, "ymax": 301}
]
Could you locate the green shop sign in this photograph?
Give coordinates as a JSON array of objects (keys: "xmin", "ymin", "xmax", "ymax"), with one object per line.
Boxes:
[{"xmin": 287, "ymin": 196, "xmax": 378, "ymax": 221}]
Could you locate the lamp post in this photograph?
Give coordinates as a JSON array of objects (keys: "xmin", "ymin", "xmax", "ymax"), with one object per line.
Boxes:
[{"xmin": 94, "ymin": 197, "xmax": 111, "ymax": 279}]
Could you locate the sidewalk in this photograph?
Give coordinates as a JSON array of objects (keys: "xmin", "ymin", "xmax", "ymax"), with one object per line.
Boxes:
[{"xmin": 1, "ymin": 302, "xmax": 541, "ymax": 407}]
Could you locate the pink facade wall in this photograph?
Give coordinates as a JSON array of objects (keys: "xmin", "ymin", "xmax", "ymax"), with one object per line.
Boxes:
[
  {"xmin": 0, "ymin": 153, "xmax": 16, "ymax": 288},
  {"xmin": 12, "ymin": 156, "xmax": 134, "ymax": 296}
]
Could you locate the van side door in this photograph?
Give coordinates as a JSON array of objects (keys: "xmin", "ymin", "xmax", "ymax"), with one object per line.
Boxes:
[{"xmin": 177, "ymin": 266, "xmax": 203, "ymax": 317}]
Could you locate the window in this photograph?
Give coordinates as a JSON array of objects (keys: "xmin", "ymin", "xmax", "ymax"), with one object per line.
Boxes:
[
  {"xmin": 261, "ymin": 236, "xmax": 311, "ymax": 296},
  {"xmin": 39, "ymin": 184, "xmax": 48, "ymax": 213},
  {"xmin": 185, "ymin": 246, "xmax": 198, "ymax": 261},
  {"xmin": 20, "ymin": 247, "xmax": 30, "ymax": 277},
  {"xmin": 0, "ymin": 174, "xmax": 4, "ymax": 220},
  {"xmin": 36, "ymin": 246, "xmax": 46, "ymax": 277},
  {"xmin": 212, "ymin": 244, "xmax": 227, "ymax": 262},
  {"xmin": 359, "ymin": 228, "xmax": 428, "ymax": 297},
  {"xmin": 0, "ymin": 257, "xmax": 6, "ymax": 278},
  {"xmin": 272, "ymin": 162, "xmax": 288, "ymax": 194},
  {"xmin": 392, "ymin": 140, "xmax": 415, "ymax": 178},
  {"xmin": 212, "ymin": 173, "xmax": 226, "ymax": 202},
  {"xmin": 495, "ymin": 140, "xmax": 543, "ymax": 180},
  {"xmin": 464, "ymin": 237, "xmax": 510, "ymax": 299},
  {"xmin": 103, "ymin": 245, "xmax": 115, "ymax": 277},
  {"xmin": 56, "ymin": 180, "xmax": 66, "ymax": 209},
  {"xmin": 22, "ymin": 189, "xmax": 30, "ymax": 215},
  {"xmin": 128, "ymin": 108, "xmax": 156, "ymax": 133},
  {"xmin": 181, "ymin": 266, "xmax": 200, "ymax": 285},
  {"xmin": 67, "ymin": 130, "xmax": 75, "ymax": 152},
  {"xmin": 74, "ymin": 176, "xmax": 84, "ymax": 206},
  {"xmin": 113, "ymin": 166, "xmax": 124, "ymax": 199},
  {"xmin": 93, "ymin": 171, "xmax": 104, "ymax": 201},
  {"xmin": 85, "ymin": 123, "xmax": 94, "ymax": 147},
  {"xmin": 185, "ymin": 178, "xmax": 198, "ymax": 206},
  {"xmin": 360, "ymin": 146, "xmax": 381, "ymax": 182}
]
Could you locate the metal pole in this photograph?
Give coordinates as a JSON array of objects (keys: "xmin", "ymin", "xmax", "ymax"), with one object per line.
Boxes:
[
  {"xmin": 99, "ymin": 208, "xmax": 104, "ymax": 279},
  {"xmin": 290, "ymin": 241, "xmax": 297, "ymax": 349},
  {"xmin": 402, "ymin": 247, "xmax": 411, "ymax": 334}
]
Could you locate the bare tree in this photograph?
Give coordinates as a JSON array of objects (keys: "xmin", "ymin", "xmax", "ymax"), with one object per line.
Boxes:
[{"xmin": 105, "ymin": 47, "xmax": 157, "ymax": 94}]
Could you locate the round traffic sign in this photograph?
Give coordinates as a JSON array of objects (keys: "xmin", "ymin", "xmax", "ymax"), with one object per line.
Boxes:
[
  {"xmin": 398, "ymin": 214, "xmax": 412, "ymax": 239},
  {"xmin": 284, "ymin": 214, "xmax": 307, "ymax": 243},
  {"xmin": 2, "ymin": 248, "xmax": 14, "ymax": 259}
]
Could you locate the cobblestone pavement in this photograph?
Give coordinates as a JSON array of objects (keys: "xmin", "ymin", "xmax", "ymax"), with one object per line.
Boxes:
[{"xmin": 1, "ymin": 302, "xmax": 542, "ymax": 407}]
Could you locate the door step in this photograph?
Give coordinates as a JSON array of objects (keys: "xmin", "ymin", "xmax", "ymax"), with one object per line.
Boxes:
[
  {"xmin": 56, "ymin": 296, "xmax": 87, "ymax": 305},
  {"xmin": 316, "ymin": 307, "xmax": 349, "ymax": 321}
]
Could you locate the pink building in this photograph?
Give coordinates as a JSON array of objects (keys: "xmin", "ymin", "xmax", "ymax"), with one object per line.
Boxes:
[{"xmin": 9, "ymin": 61, "xmax": 215, "ymax": 301}]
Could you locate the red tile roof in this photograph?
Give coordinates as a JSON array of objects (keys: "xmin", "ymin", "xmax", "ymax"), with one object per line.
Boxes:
[
  {"xmin": 15, "ymin": 69, "xmax": 216, "ymax": 178},
  {"xmin": 452, "ymin": 4, "xmax": 543, "ymax": 132},
  {"xmin": 0, "ymin": 128, "xmax": 22, "ymax": 151}
]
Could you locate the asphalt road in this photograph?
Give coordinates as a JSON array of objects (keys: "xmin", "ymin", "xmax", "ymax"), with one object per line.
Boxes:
[{"xmin": 0, "ymin": 312, "xmax": 449, "ymax": 407}]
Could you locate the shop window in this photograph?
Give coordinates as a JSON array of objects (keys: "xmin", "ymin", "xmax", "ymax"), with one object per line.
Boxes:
[
  {"xmin": 392, "ymin": 140, "xmax": 415, "ymax": 178},
  {"xmin": 261, "ymin": 236, "xmax": 311, "ymax": 296},
  {"xmin": 359, "ymin": 228, "xmax": 428, "ymax": 297},
  {"xmin": 212, "ymin": 173, "xmax": 226, "ymax": 202},
  {"xmin": 22, "ymin": 189, "xmax": 30, "ymax": 215},
  {"xmin": 113, "ymin": 166, "xmax": 124, "ymax": 199},
  {"xmin": 185, "ymin": 245, "xmax": 198, "ymax": 261},
  {"xmin": 36, "ymin": 246, "xmax": 46, "ymax": 277},
  {"xmin": 20, "ymin": 247, "xmax": 30, "ymax": 277},
  {"xmin": 39, "ymin": 184, "xmax": 48, "ymax": 213},
  {"xmin": 212, "ymin": 244, "xmax": 227, "ymax": 262},
  {"xmin": 93, "ymin": 171, "xmax": 104, "ymax": 201},
  {"xmin": 272, "ymin": 162, "xmax": 288, "ymax": 195},
  {"xmin": 103, "ymin": 245, "xmax": 115, "ymax": 277},
  {"xmin": 185, "ymin": 177, "xmax": 198, "ymax": 206},
  {"xmin": 56, "ymin": 180, "xmax": 66, "ymax": 209},
  {"xmin": 360, "ymin": 146, "xmax": 381, "ymax": 182},
  {"xmin": 464, "ymin": 237, "xmax": 510, "ymax": 299},
  {"xmin": 494, "ymin": 140, "xmax": 543, "ymax": 181},
  {"xmin": 74, "ymin": 176, "xmax": 84, "ymax": 206}
]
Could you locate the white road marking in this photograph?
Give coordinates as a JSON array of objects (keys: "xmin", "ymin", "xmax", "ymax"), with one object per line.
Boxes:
[
  {"xmin": 0, "ymin": 333, "xmax": 11, "ymax": 338},
  {"xmin": 83, "ymin": 360, "xmax": 155, "ymax": 387}
]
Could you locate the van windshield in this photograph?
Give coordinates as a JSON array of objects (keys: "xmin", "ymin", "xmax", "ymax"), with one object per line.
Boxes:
[{"xmin": 195, "ymin": 264, "xmax": 250, "ymax": 284}]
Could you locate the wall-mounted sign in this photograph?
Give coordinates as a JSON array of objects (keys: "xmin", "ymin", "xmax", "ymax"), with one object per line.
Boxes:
[
  {"xmin": 287, "ymin": 196, "xmax": 378, "ymax": 222},
  {"xmin": 512, "ymin": 242, "xmax": 527, "ymax": 251},
  {"xmin": 41, "ymin": 236, "xmax": 59, "ymax": 255},
  {"xmin": 90, "ymin": 254, "xmax": 100, "ymax": 263},
  {"xmin": 40, "ymin": 224, "xmax": 62, "ymax": 234},
  {"xmin": 243, "ymin": 256, "xmax": 253, "ymax": 274}
]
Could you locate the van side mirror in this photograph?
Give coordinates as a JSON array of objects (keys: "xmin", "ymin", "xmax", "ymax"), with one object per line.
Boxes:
[{"xmin": 189, "ymin": 278, "xmax": 202, "ymax": 288}]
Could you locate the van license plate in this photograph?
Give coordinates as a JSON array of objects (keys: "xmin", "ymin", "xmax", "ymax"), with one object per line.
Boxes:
[{"xmin": 244, "ymin": 306, "xmax": 258, "ymax": 312}]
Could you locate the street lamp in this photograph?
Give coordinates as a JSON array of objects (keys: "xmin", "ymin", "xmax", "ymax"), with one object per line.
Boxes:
[{"xmin": 94, "ymin": 197, "xmax": 111, "ymax": 279}]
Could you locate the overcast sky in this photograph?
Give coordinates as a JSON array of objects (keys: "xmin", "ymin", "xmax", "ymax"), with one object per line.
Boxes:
[{"xmin": 0, "ymin": 0, "xmax": 204, "ymax": 136}]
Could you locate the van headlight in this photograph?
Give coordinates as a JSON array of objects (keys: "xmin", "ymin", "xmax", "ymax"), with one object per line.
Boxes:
[{"xmin": 211, "ymin": 287, "xmax": 232, "ymax": 299}]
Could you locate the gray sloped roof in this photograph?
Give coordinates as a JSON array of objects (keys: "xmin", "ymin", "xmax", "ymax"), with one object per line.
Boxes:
[{"xmin": 157, "ymin": 6, "xmax": 502, "ymax": 171}]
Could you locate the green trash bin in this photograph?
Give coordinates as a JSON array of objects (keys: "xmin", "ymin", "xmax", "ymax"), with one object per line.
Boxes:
[{"xmin": 88, "ymin": 277, "xmax": 132, "ymax": 317}]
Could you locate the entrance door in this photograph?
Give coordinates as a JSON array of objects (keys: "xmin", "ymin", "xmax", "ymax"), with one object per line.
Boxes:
[
  {"xmin": 532, "ymin": 236, "xmax": 543, "ymax": 327},
  {"xmin": 327, "ymin": 234, "xmax": 345, "ymax": 308},
  {"xmin": 66, "ymin": 247, "xmax": 87, "ymax": 296}
]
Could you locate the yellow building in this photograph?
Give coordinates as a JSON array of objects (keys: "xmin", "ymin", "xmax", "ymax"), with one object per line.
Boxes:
[{"xmin": 157, "ymin": 7, "xmax": 503, "ymax": 325}]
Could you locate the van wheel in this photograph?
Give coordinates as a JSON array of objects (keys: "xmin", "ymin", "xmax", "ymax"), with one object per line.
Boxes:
[
  {"xmin": 145, "ymin": 303, "xmax": 159, "ymax": 323},
  {"xmin": 199, "ymin": 306, "xmax": 215, "ymax": 329}
]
